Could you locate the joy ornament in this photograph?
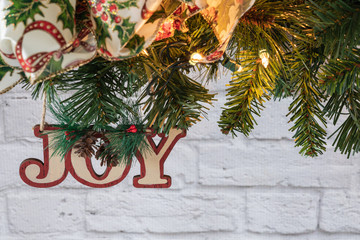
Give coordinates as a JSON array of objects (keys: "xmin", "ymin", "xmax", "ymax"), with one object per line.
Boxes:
[{"xmin": 19, "ymin": 125, "xmax": 186, "ymax": 188}]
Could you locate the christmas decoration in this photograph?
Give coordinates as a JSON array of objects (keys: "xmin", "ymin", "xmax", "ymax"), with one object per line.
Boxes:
[
  {"xmin": 20, "ymin": 125, "xmax": 186, "ymax": 188},
  {"xmin": 0, "ymin": 0, "xmax": 359, "ymax": 189}
]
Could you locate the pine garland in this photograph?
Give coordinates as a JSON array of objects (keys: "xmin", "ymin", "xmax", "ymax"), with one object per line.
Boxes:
[{"xmin": 21, "ymin": 0, "xmax": 360, "ymax": 158}]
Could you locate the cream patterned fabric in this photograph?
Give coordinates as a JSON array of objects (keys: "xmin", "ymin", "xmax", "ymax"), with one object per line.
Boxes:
[{"xmin": 0, "ymin": 0, "xmax": 254, "ymax": 94}]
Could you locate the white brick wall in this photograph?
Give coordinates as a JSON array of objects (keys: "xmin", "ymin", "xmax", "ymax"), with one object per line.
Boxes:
[{"xmin": 0, "ymin": 73, "xmax": 359, "ymax": 239}]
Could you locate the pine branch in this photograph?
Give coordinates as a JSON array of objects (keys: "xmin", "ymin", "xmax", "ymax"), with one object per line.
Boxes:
[
  {"xmin": 320, "ymin": 48, "xmax": 360, "ymax": 95},
  {"xmin": 140, "ymin": 63, "xmax": 215, "ymax": 133},
  {"xmin": 219, "ymin": 0, "xmax": 313, "ymax": 136},
  {"xmin": 309, "ymin": 0, "xmax": 360, "ymax": 59},
  {"xmin": 287, "ymin": 45, "xmax": 327, "ymax": 157},
  {"xmin": 218, "ymin": 50, "xmax": 275, "ymax": 136},
  {"xmin": 321, "ymin": 48, "xmax": 360, "ymax": 157},
  {"xmin": 328, "ymin": 89, "xmax": 360, "ymax": 157},
  {"xmin": 50, "ymin": 58, "xmax": 147, "ymax": 129},
  {"xmin": 137, "ymin": 15, "xmax": 218, "ymax": 133}
]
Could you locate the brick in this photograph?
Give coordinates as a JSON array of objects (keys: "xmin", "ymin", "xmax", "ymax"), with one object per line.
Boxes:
[
  {"xmin": 119, "ymin": 142, "xmax": 197, "ymax": 190},
  {"xmin": 0, "ymin": 141, "xmax": 44, "ymax": 190},
  {"xmin": 186, "ymin": 75, "xmax": 243, "ymax": 142},
  {"xmin": 3, "ymin": 99, "xmax": 43, "ymax": 140},
  {"xmin": 0, "ymin": 139, "xmax": 88, "ymax": 190},
  {"xmin": 200, "ymin": 165, "xmax": 352, "ymax": 188},
  {"xmin": 6, "ymin": 84, "xmax": 29, "ymax": 95},
  {"xmin": 144, "ymin": 215, "xmax": 234, "ymax": 233},
  {"xmin": 156, "ymin": 142, "xmax": 197, "ymax": 188},
  {"xmin": 249, "ymin": 98, "xmax": 293, "ymax": 140},
  {"xmin": 248, "ymin": 98, "xmax": 348, "ymax": 141},
  {"xmin": 199, "ymin": 140, "xmax": 351, "ymax": 168},
  {"xmin": 0, "ymin": 100, "xmax": 5, "ymax": 143},
  {"xmin": 187, "ymin": 99, "xmax": 231, "ymax": 141},
  {"xmin": 189, "ymin": 91, "xmax": 293, "ymax": 141},
  {"xmin": 86, "ymin": 215, "xmax": 144, "ymax": 233},
  {"xmin": 199, "ymin": 142, "xmax": 352, "ymax": 187},
  {"xmin": 0, "ymin": 196, "xmax": 6, "ymax": 235},
  {"xmin": 86, "ymin": 192, "xmax": 243, "ymax": 233},
  {"xmin": 8, "ymin": 193, "xmax": 85, "ymax": 233},
  {"xmin": 247, "ymin": 192, "xmax": 319, "ymax": 234},
  {"xmin": 320, "ymin": 192, "xmax": 360, "ymax": 233},
  {"xmin": 143, "ymin": 232, "xmax": 360, "ymax": 240},
  {"xmin": 1, "ymin": 71, "xmax": 360, "ymax": 240}
]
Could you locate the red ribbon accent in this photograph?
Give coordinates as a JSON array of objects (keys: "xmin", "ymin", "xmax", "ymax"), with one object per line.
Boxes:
[
  {"xmin": 15, "ymin": 20, "xmax": 96, "ymax": 74},
  {"xmin": 15, "ymin": 21, "xmax": 67, "ymax": 73},
  {"xmin": 0, "ymin": 50, "xmax": 16, "ymax": 59},
  {"xmin": 126, "ymin": 125, "xmax": 137, "ymax": 133}
]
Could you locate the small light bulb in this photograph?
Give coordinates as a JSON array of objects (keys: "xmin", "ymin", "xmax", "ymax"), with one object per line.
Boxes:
[
  {"xmin": 141, "ymin": 49, "xmax": 149, "ymax": 56},
  {"xmin": 259, "ymin": 49, "xmax": 270, "ymax": 68},
  {"xmin": 237, "ymin": 65, "xmax": 243, "ymax": 72},
  {"xmin": 189, "ymin": 52, "xmax": 204, "ymax": 65}
]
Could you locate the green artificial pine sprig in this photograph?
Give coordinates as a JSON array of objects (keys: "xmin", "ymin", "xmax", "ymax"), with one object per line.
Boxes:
[
  {"xmin": 219, "ymin": 0, "xmax": 308, "ymax": 137},
  {"xmin": 43, "ymin": 57, "xmax": 148, "ymax": 130},
  {"xmin": 45, "ymin": 97, "xmax": 148, "ymax": 166},
  {"xmin": 18, "ymin": 0, "xmax": 360, "ymax": 158},
  {"xmin": 219, "ymin": 50, "xmax": 275, "ymax": 136},
  {"xmin": 310, "ymin": 0, "xmax": 360, "ymax": 156},
  {"xmin": 320, "ymin": 48, "xmax": 360, "ymax": 156},
  {"xmin": 287, "ymin": 43, "xmax": 328, "ymax": 157},
  {"xmin": 136, "ymin": 14, "xmax": 218, "ymax": 133},
  {"xmin": 309, "ymin": 0, "xmax": 360, "ymax": 60}
]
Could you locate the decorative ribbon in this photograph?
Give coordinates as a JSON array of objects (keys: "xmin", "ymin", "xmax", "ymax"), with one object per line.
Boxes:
[
  {"xmin": 15, "ymin": 21, "xmax": 67, "ymax": 73},
  {"xmin": 0, "ymin": 0, "xmax": 255, "ymax": 94}
]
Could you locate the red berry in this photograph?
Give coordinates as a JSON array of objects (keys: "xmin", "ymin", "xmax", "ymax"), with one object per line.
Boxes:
[
  {"xmin": 101, "ymin": 12, "xmax": 108, "ymax": 21},
  {"xmin": 109, "ymin": 4, "xmax": 117, "ymax": 13},
  {"xmin": 126, "ymin": 125, "xmax": 137, "ymax": 133},
  {"xmin": 115, "ymin": 16, "xmax": 121, "ymax": 23},
  {"xmin": 100, "ymin": 0, "xmax": 106, "ymax": 3},
  {"xmin": 96, "ymin": 3, "xmax": 102, "ymax": 11},
  {"xmin": 92, "ymin": 7, "xmax": 97, "ymax": 14}
]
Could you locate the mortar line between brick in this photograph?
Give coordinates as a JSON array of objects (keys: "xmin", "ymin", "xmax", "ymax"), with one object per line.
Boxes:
[
  {"xmin": 0, "ymin": 103, "xmax": 5, "ymax": 143},
  {"xmin": 317, "ymin": 190, "xmax": 324, "ymax": 231},
  {"xmin": 5, "ymin": 194, "xmax": 11, "ymax": 235},
  {"xmin": 244, "ymin": 189, "xmax": 249, "ymax": 232}
]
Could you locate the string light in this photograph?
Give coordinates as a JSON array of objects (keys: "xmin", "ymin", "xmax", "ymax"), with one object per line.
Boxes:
[
  {"xmin": 259, "ymin": 49, "xmax": 270, "ymax": 68},
  {"xmin": 141, "ymin": 49, "xmax": 149, "ymax": 56},
  {"xmin": 189, "ymin": 52, "xmax": 204, "ymax": 65},
  {"xmin": 222, "ymin": 57, "xmax": 243, "ymax": 72}
]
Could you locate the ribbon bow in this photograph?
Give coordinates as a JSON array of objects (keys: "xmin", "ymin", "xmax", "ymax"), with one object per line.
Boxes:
[{"xmin": 0, "ymin": 0, "xmax": 255, "ymax": 94}]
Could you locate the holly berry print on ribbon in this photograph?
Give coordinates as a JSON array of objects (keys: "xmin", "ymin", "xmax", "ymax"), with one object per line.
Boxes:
[
  {"xmin": 0, "ymin": 0, "xmax": 97, "ymax": 89},
  {"xmin": 0, "ymin": 0, "xmax": 255, "ymax": 94}
]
